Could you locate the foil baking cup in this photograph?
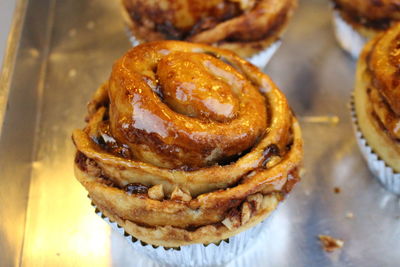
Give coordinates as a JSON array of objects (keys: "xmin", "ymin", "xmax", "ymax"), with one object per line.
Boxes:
[
  {"xmin": 125, "ymin": 29, "xmax": 280, "ymax": 69},
  {"xmin": 91, "ymin": 201, "xmax": 271, "ymax": 267},
  {"xmin": 247, "ymin": 40, "xmax": 281, "ymax": 69},
  {"xmin": 332, "ymin": 10, "xmax": 367, "ymax": 59},
  {"xmin": 350, "ymin": 98, "xmax": 400, "ymax": 194}
]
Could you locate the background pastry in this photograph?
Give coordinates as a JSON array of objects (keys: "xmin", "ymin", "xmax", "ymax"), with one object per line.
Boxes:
[
  {"xmin": 72, "ymin": 41, "xmax": 303, "ymax": 265},
  {"xmin": 331, "ymin": 0, "xmax": 400, "ymax": 58},
  {"xmin": 121, "ymin": 0, "xmax": 297, "ymax": 68},
  {"xmin": 353, "ymin": 23, "xmax": 400, "ymax": 194}
]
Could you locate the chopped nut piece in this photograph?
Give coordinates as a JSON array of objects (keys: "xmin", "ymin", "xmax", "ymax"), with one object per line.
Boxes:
[
  {"xmin": 86, "ymin": 159, "xmax": 101, "ymax": 177},
  {"xmin": 241, "ymin": 202, "xmax": 252, "ymax": 225},
  {"xmin": 247, "ymin": 193, "xmax": 263, "ymax": 211},
  {"xmin": 345, "ymin": 212, "xmax": 354, "ymax": 219},
  {"xmin": 170, "ymin": 186, "xmax": 192, "ymax": 202},
  {"xmin": 334, "ymin": 187, "xmax": 341, "ymax": 194},
  {"xmin": 229, "ymin": 0, "xmax": 256, "ymax": 10},
  {"xmin": 318, "ymin": 235, "xmax": 344, "ymax": 252},
  {"xmin": 222, "ymin": 215, "xmax": 240, "ymax": 230},
  {"xmin": 148, "ymin": 184, "xmax": 164, "ymax": 200}
]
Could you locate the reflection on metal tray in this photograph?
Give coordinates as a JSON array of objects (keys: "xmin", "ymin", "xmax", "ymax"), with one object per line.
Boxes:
[{"xmin": 0, "ymin": 0, "xmax": 399, "ymax": 266}]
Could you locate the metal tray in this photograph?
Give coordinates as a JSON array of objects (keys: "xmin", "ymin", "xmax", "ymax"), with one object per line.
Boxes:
[{"xmin": 1, "ymin": 0, "xmax": 399, "ymax": 266}]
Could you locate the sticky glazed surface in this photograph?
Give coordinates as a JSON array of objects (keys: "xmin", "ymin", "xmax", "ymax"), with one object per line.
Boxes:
[
  {"xmin": 72, "ymin": 41, "xmax": 303, "ymax": 246},
  {"xmin": 108, "ymin": 47, "xmax": 267, "ymax": 169},
  {"xmin": 121, "ymin": 0, "xmax": 297, "ymax": 58},
  {"xmin": 355, "ymin": 24, "xmax": 400, "ymax": 172},
  {"xmin": 333, "ymin": 0, "xmax": 400, "ymax": 32},
  {"xmin": 367, "ymin": 24, "xmax": 400, "ymax": 117}
]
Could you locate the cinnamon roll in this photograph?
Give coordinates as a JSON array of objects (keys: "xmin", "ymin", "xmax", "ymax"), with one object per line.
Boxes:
[
  {"xmin": 72, "ymin": 41, "xmax": 303, "ymax": 249},
  {"xmin": 331, "ymin": 0, "xmax": 400, "ymax": 58},
  {"xmin": 120, "ymin": 0, "xmax": 297, "ymax": 67},
  {"xmin": 353, "ymin": 23, "xmax": 400, "ymax": 194}
]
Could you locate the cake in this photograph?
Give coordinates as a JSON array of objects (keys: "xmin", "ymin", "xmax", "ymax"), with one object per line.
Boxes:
[{"xmin": 72, "ymin": 40, "xmax": 303, "ymax": 265}]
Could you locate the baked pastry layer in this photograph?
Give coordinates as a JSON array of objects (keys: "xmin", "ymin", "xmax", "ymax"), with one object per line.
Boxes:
[
  {"xmin": 355, "ymin": 26, "xmax": 400, "ymax": 172},
  {"xmin": 121, "ymin": 0, "xmax": 297, "ymax": 58},
  {"xmin": 72, "ymin": 41, "xmax": 303, "ymax": 246},
  {"xmin": 77, "ymin": 165, "xmax": 282, "ymax": 247},
  {"xmin": 332, "ymin": 0, "xmax": 400, "ymax": 37}
]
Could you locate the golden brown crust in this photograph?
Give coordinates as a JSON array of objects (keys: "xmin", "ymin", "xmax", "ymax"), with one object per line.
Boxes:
[
  {"xmin": 333, "ymin": 0, "xmax": 400, "ymax": 37},
  {"xmin": 368, "ymin": 86, "xmax": 400, "ymax": 140},
  {"xmin": 94, "ymin": 191, "xmax": 280, "ymax": 247},
  {"xmin": 367, "ymin": 23, "xmax": 400, "ymax": 115},
  {"xmin": 107, "ymin": 45, "xmax": 268, "ymax": 169},
  {"xmin": 333, "ymin": 0, "xmax": 400, "ymax": 21},
  {"xmin": 121, "ymin": 0, "xmax": 297, "ymax": 58},
  {"xmin": 355, "ymin": 30, "xmax": 400, "ymax": 172},
  {"xmin": 72, "ymin": 41, "xmax": 303, "ymax": 246}
]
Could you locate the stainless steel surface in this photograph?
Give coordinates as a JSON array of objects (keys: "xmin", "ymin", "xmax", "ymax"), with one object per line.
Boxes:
[
  {"xmin": 1, "ymin": 0, "xmax": 400, "ymax": 266},
  {"xmin": 0, "ymin": 1, "xmax": 41, "ymax": 266},
  {"xmin": 0, "ymin": 0, "xmax": 17, "ymax": 71}
]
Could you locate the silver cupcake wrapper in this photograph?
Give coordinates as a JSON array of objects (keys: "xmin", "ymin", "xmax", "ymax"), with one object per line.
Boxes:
[
  {"xmin": 90, "ymin": 199, "xmax": 272, "ymax": 267},
  {"xmin": 125, "ymin": 28, "xmax": 280, "ymax": 69},
  {"xmin": 332, "ymin": 10, "xmax": 367, "ymax": 59},
  {"xmin": 350, "ymin": 98, "xmax": 400, "ymax": 194},
  {"xmin": 126, "ymin": 27, "xmax": 140, "ymax": 47},
  {"xmin": 247, "ymin": 40, "xmax": 281, "ymax": 69}
]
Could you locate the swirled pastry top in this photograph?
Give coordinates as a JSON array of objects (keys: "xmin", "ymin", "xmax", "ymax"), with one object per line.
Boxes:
[
  {"xmin": 74, "ymin": 40, "xmax": 302, "ymax": 194},
  {"xmin": 122, "ymin": 0, "xmax": 297, "ymax": 57},
  {"xmin": 333, "ymin": 0, "xmax": 400, "ymax": 28},
  {"xmin": 72, "ymin": 41, "xmax": 303, "ymax": 245},
  {"xmin": 367, "ymin": 23, "xmax": 400, "ymax": 116},
  {"xmin": 108, "ymin": 44, "xmax": 267, "ymax": 169}
]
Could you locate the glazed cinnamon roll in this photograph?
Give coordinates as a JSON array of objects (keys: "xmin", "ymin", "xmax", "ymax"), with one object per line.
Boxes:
[
  {"xmin": 353, "ymin": 23, "xmax": 400, "ymax": 193},
  {"xmin": 331, "ymin": 0, "xmax": 400, "ymax": 57},
  {"xmin": 121, "ymin": 0, "xmax": 297, "ymax": 67},
  {"xmin": 72, "ymin": 41, "xmax": 303, "ymax": 247}
]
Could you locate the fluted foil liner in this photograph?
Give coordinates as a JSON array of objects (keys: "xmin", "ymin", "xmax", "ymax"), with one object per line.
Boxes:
[
  {"xmin": 350, "ymin": 99, "xmax": 400, "ymax": 194},
  {"xmin": 126, "ymin": 29, "xmax": 280, "ymax": 69},
  {"xmin": 247, "ymin": 40, "xmax": 281, "ymax": 69},
  {"xmin": 93, "ymin": 204, "xmax": 271, "ymax": 267},
  {"xmin": 332, "ymin": 10, "xmax": 367, "ymax": 59}
]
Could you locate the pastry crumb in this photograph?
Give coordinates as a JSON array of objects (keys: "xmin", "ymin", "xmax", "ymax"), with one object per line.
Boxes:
[
  {"xmin": 333, "ymin": 187, "xmax": 341, "ymax": 194},
  {"xmin": 68, "ymin": 28, "xmax": 77, "ymax": 37},
  {"xmin": 318, "ymin": 235, "xmax": 344, "ymax": 252},
  {"xmin": 345, "ymin": 212, "xmax": 354, "ymax": 219},
  {"xmin": 87, "ymin": 21, "xmax": 95, "ymax": 30},
  {"xmin": 68, "ymin": 69, "xmax": 77, "ymax": 78}
]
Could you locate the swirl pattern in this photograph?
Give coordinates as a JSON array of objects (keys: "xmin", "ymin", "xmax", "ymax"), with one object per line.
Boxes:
[
  {"xmin": 333, "ymin": 0, "xmax": 400, "ymax": 31},
  {"xmin": 121, "ymin": 0, "xmax": 297, "ymax": 58},
  {"xmin": 108, "ymin": 47, "xmax": 267, "ymax": 169},
  {"xmin": 355, "ymin": 23, "xmax": 400, "ymax": 173},
  {"xmin": 366, "ymin": 24, "xmax": 400, "ymax": 140},
  {"xmin": 73, "ymin": 41, "xmax": 303, "ymax": 246}
]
